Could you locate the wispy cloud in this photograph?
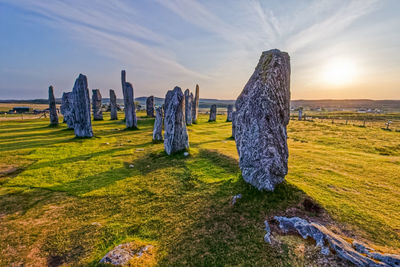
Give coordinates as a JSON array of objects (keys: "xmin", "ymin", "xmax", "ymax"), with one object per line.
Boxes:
[{"xmin": 1, "ymin": 0, "xmax": 394, "ymax": 99}]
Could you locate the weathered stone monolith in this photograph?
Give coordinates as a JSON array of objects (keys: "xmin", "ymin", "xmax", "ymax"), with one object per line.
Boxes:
[
  {"xmin": 231, "ymin": 111, "xmax": 236, "ymax": 139},
  {"xmin": 92, "ymin": 89, "xmax": 103, "ymax": 120},
  {"xmin": 234, "ymin": 49, "xmax": 290, "ymax": 191},
  {"xmin": 192, "ymin": 84, "xmax": 199, "ymax": 123},
  {"xmin": 209, "ymin": 104, "xmax": 216, "ymax": 122},
  {"xmin": 184, "ymin": 89, "xmax": 193, "ymax": 125},
  {"xmin": 153, "ymin": 107, "xmax": 163, "ymax": 141},
  {"xmin": 298, "ymin": 108, "xmax": 302, "ymax": 120},
  {"xmin": 109, "ymin": 89, "xmax": 118, "ymax": 120},
  {"xmin": 124, "ymin": 82, "xmax": 137, "ymax": 129},
  {"xmin": 146, "ymin": 96, "xmax": 155, "ymax": 117},
  {"xmin": 48, "ymin": 86, "xmax": 58, "ymax": 126},
  {"xmin": 164, "ymin": 87, "xmax": 189, "ymax": 155},
  {"xmin": 226, "ymin": 104, "xmax": 233, "ymax": 122},
  {"xmin": 60, "ymin": 92, "xmax": 74, "ymax": 128},
  {"xmin": 121, "ymin": 70, "xmax": 137, "ymax": 129},
  {"xmin": 72, "ymin": 74, "xmax": 93, "ymax": 137}
]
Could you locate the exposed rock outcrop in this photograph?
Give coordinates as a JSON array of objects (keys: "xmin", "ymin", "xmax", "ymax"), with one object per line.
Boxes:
[
  {"xmin": 273, "ymin": 216, "xmax": 400, "ymax": 267},
  {"xmin": 164, "ymin": 87, "xmax": 189, "ymax": 155},
  {"xmin": 234, "ymin": 49, "xmax": 291, "ymax": 191},
  {"xmin": 99, "ymin": 243, "xmax": 153, "ymax": 266}
]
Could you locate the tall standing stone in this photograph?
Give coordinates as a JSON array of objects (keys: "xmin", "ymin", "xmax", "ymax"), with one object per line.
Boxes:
[
  {"xmin": 124, "ymin": 82, "xmax": 137, "ymax": 129},
  {"xmin": 226, "ymin": 104, "xmax": 233, "ymax": 122},
  {"xmin": 121, "ymin": 70, "xmax": 137, "ymax": 129},
  {"xmin": 72, "ymin": 74, "xmax": 93, "ymax": 138},
  {"xmin": 192, "ymin": 84, "xmax": 199, "ymax": 123},
  {"xmin": 164, "ymin": 86, "xmax": 189, "ymax": 155},
  {"xmin": 92, "ymin": 89, "xmax": 103, "ymax": 120},
  {"xmin": 234, "ymin": 49, "xmax": 290, "ymax": 191},
  {"xmin": 109, "ymin": 89, "xmax": 118, "ymax": 120},
  {"xmin": 121, "ymin": 70, "xmax": 127, "ymax": 117},
  {"xmin": 48, "ymin": 86, "xmax": 58, "ymax": 126},
  {"xmin": 153, "ymin": 107, "xmax": 163, "ymax": 141},
  {"xmin": 231, "ymin": 111, "xmax": 236, "ymax": 139},
  {"xmin": 61, "ymin": 92, "xmax": 74, "ymax": 129},
  {"xmin": 298, "ymin": 108, "xmax": 302, "ymax": 121},
  {"xmin": 209, "ymin": 104, "xmax": 216, "ymax": 122},
  {"xmin": 146, "ymin": 96, "xmax": 155, "ymax": 117},
  {"xmin": 184, "ymin": 89, "xmax": 193, "ymax": 125}
]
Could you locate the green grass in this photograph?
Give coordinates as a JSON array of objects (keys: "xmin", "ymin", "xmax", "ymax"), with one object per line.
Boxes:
[{"xmin": 0, "ymin": 111, "xmax": 399, "ymax": 266}]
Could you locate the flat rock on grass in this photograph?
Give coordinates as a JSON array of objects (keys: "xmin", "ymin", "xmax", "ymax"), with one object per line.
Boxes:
[
  {"xmin": 273, "ymin": 216, "xmax": 400, "ymax": 267},
  {"xmin": 99, "ymin": 243, "xmax": 153, "ymax": 266}
]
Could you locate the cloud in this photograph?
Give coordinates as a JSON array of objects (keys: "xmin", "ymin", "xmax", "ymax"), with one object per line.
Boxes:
[{"xmin": 1, "ymin": 0, "xmax": 393, "ymax": 99}]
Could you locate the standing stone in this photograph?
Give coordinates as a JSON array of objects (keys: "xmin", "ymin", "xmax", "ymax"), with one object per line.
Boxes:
[
  {"xmin": 164, "ymin": 86, "xmax": 189, "ymax": 155},
  {"xmin": 231, "ymin": 111, "xmax": 236, "ymax": 139},
  {"xmin": 121, "ymin": 70, "xmax": 127, "ymax": 118},
  {"xmin": 153, "ymin": 107, "xmax": 163, "ymax": 141},
  {"xmin": 234, "ymin": 49, "xmax": 290, "ymax": 191},
  {"xmin": 192, "ymin": 84, "xmax": 199, "ymax": 123},
  {"xmin": 226, "ymin": 104, "xmax": 233, "ymax": 122},
  {"xmin": 92, "ymin": 89, "xmax": 103, "ymax": 120},
  {"xmin": 109, "ymin": 89, "xmax": 118, "ymax": 120},
  {"xmin": 48, "ymin": 86, "xmax": 58, "ymax": 125},
  {"xmin": 209, "ymin": 104, "xmax": 217, "ymax": 122},
  {"xmin": 60, "ymin": 92, "xmax": 74, "ymax": 129},
  {"xmin": 72, "ymin": 74, "xmax": 93, "ymax": 138},
  {"xmin": 146, "ymin": 96, "xmax": 155, "ymax": 117},
  {"xmin": 298, "ymin": 108, "xmax": 303, "ymax": 120},
  {"xmin": 124, "ymin": 82, "xmax": 138, "ymax": 129},
  {"xmin": 121, "ymin": 70, "xmax": 137, "ymax": 129},
  {"xmin": 184, "ymin": 89, "xmax": 193, "ymax": 125}
]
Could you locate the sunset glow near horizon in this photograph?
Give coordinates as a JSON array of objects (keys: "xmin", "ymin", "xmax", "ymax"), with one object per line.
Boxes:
[{"xmin": 0, "ymin": 0, "xmax": 399, "ymax": 100}]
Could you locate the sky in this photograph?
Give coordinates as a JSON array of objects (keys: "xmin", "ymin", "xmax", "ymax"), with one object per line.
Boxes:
[{"xmin": 0, "ymin": 0, "xmax": 399, "ymax": 100}]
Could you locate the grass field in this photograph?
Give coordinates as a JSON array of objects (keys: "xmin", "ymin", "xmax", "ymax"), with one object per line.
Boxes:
[{"xmin": 0, "ymin": 111, "xmax": 399, "ymax": 266}]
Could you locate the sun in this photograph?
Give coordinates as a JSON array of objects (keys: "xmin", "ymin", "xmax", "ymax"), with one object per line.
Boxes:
[{"xmin": 321, "ymin": 58, "xmax": 357, "ymax": 86}]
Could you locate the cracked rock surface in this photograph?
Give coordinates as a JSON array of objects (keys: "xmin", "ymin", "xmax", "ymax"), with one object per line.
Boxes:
[
  {"xmin": 164, "ymin": 86, "xmax": 189, "ymax": 155},
  {"xmin": 72, "ymin": 74, "xmax": 93, "ymax": 138},
  {"xmin": 273, "ymin": 216, "xmax": 400, "ymax": 267},
  {"xmin": 234, "ymin": 49, "xmax": 291, "ymax": 191}
]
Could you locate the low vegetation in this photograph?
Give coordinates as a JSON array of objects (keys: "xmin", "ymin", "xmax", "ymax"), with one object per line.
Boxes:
[{"xmin": 0, "ymin": 111, "xmax": 399, "ymax": 266}]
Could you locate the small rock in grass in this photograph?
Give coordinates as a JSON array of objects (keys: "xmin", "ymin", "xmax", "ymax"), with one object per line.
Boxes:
[
  {"xmin": 183, "ymin": 152, "xmax": 189, "ymax": 156},
  {"xmin": 129, "ymin": 164, "xmax": 134, "ymax": 168},
  {"xmin": 99, "ymin": 243, "xmax": 153, "ymax": 265},
  {"xmin": 264, "ymin": 220, "xmax": 271, "ymax": 244},
  {"xmin": 231, "ymin": 194, "xmax": 242, "ymax": 205},
  {"xmin": 106, "ymin": 142, "xmax": 110, "ymax": 145},
  {"xmin": 136, "ymin": 148, "xmax": 144, "ymax": 151}
]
